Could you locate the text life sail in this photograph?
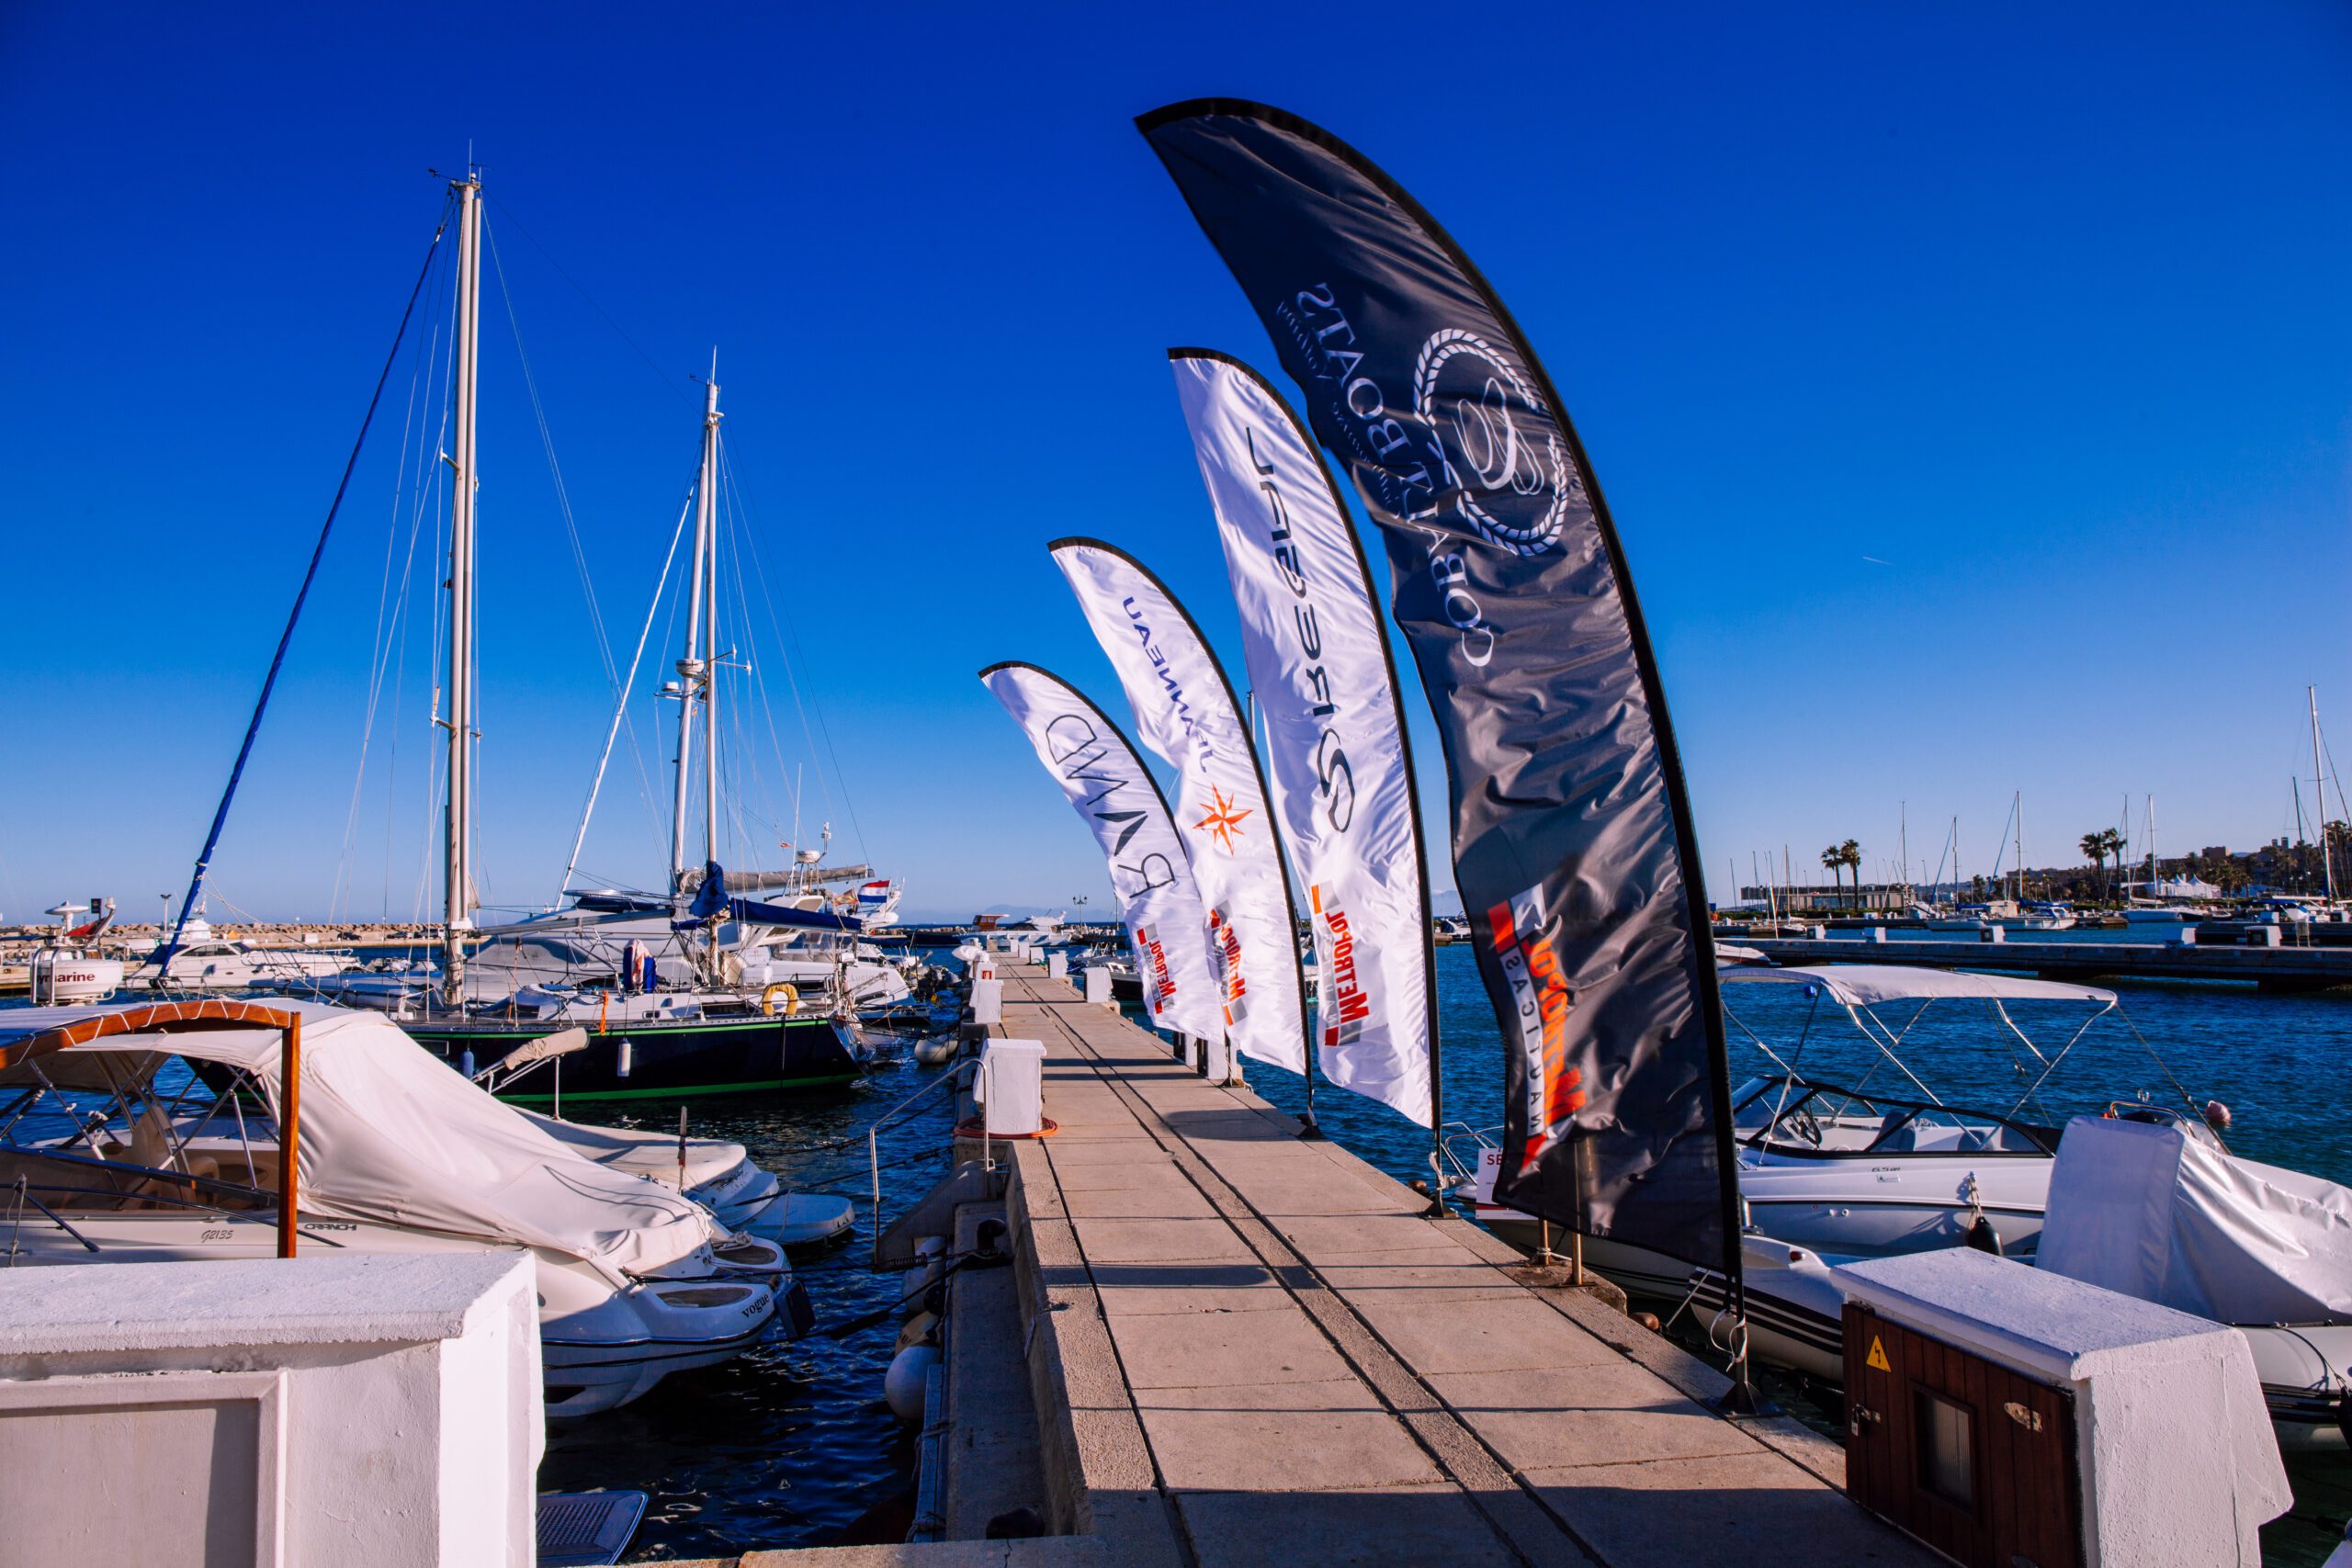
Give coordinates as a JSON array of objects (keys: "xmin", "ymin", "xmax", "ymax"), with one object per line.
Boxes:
[
  {"xmin": 1049, "ymin": 541, "xmax": 1310, "ymax": 1075},
  {"xmin": 1140, "ymin": 100, "xmax": 1737, "ymax": 1274},
  {"xmin": 979, "ymin": 661, "xmax": 1224, "ymax": 1042},
  {"xmin": 1170, "ymin": 350, "xmax": 1437, "ymax": 1126}
]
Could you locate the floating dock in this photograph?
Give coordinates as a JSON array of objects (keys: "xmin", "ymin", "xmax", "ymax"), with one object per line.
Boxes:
[
  {"xmin": 676, "ymin": 966, "xmax": 1939, "ymax": 1566},
  {"xmin": 1736, "ymin": 933, "xmax": 2352, "ymax": 990}
]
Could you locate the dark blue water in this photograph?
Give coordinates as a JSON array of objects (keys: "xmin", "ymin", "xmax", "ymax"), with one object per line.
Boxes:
[
  {"xmin": 533, "ymin": 1047, "xmax": 965, "ymax": 1560},
  {"xmin": 1240, "ymin": 942, "xmax": 2352, "ymax": 1192}
]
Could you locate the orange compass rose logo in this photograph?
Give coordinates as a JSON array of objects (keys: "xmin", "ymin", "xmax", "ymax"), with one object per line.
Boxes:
[{"xmin": 1195, "ymin": 786, "xmax": 1251, "ymax": 852}]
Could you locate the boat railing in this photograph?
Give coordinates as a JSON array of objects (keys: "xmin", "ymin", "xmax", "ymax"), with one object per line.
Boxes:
[
  {"xmin": 1436, "ymin": 1121, "xmax": 1501, "ymax": 1194},
  {"xmin": 864, "ymin": 1056, "xmax": 982, "ymax": 1247}
]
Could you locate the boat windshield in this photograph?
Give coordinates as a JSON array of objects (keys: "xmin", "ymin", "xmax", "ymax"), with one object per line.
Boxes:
[
  {"xmin": 0, "ymin": 1052, "xmax": 283, "ymax": 1228},
  {"xmin": 1729, "ymin": 1076, "xmax": 2061, "ymax": 1158}
]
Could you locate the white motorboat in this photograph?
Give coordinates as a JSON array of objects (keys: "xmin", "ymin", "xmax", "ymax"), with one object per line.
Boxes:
[
  {"xmin": 1470, "ymin": 965, "xmax": 2147, "ymax": 1291},
  {"xmin": 1682, "ymin": 1109, "xmax": 2351, "ymax": 1455},
  {"xmin": 521, "ymin": 1109, "xmax": 856, "ymax": 1249},
  {"xmin": 0, "ymin": 998, "xmax": 812, "ymax": 1417},
  {"xmin": 127, "ymin": 924, "xmax": 360, "ymax": 991},
  {"xmin": 2038, "ymin": 1111, "xmax": 2352, "ymax": 1453}
]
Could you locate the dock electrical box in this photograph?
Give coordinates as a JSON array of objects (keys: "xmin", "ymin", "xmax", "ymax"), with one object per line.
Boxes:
[{"xmin": 1835, "ymin": 1249, "xmax": 2287, "ymax": 1568}]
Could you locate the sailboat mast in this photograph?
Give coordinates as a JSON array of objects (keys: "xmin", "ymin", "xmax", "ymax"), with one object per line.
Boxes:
[
  {"xmin": 2312, "ymin": 685, "xmax": 2335, "ymax": 902},
  {"xmin": 441, "ymin": 171, "xmax": 482, "ymax": 1010},
  {"xmin": 670, "ymin": 376, "xmax": 719, "ymax": 890},
  {"xmin": 2013, "ymin": 790, "xmax": 2024, "ymax": 902},
  {"xmin": 702, "ymin": 367, "xmax": 722, "ymax": 867}
]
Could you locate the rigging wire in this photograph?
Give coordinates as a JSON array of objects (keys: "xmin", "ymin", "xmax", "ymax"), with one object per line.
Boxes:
[
  {"xmin": 716, "ymin": 435, "xmax": 873, "ymax": 868},
  {"xmin": 481, "ymin": 192, "xmax": 695, "ymax": 410},
  {"xmin": 380, "ymin": 328, "xmax": 456, "ymax": 922},
  {"xmin": 334, "ymin": 265, "xmax": 453, "ymax": 921},
  {"xmin": 157, "ymin": 190, "xmax": 457, "ymax": 972},
  {"xmin": 560, "ymin": 478, "xmax": 697, "ymax": 899}
]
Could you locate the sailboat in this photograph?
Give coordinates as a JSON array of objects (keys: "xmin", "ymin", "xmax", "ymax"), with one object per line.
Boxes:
[{"xmin": 303, "ymin": 175, "xmax": 904, "ymax": 1099}]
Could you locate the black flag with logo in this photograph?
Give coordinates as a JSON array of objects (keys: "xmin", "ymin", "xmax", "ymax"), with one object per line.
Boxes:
[{"xmin": 1140, "ymin": 99, "xmax": 1737, "ymax": 1276}]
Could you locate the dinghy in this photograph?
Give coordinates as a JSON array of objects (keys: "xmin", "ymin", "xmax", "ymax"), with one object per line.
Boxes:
[
  {"xmin": 0, "ymin": 998, "xmax": 811, "ymax": 1417},
  {"xmin": 520, "ymin": 1109, "xmax": 856, "ymax": 1249}
]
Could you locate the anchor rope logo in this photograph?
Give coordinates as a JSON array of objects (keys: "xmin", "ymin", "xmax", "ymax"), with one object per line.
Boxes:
[{"xmin": 1412, "ymin": 328, "xmax": 1574, "ymax": 558}]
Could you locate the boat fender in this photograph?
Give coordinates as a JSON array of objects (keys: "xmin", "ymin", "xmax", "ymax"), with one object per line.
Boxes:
[
  {"xmin": 763, "ymin": 982, "xmax": 800, "ymax": 1017},
  {"xmin": 884, "ymin": 1344, "xmax": 938, "ymax": 1422},
  {"xmin": 913, "ymin": 1035, "xmax": 957, "ymax": 1066},
  {"xmin": 457, "ymin": 1049, "xmax": 475, "ymax": 1078},
  {"xmin": 616, "ymin": 1037, "xmax": 633, "ymax": 1078},
  {"xmin": 2205, "ymin": 1099, "xmax": 2233, "ymax": 1132},
  {"xmin": 897, "ymin": 1310, "xmax": 939, "ymax": 1352},
  {"xmin": 1963, "ymin": 1214, "xmax": 2004, "ymax": 1257},
  {"xmin": 1634, "ymin": 1312, "xmax": 1663, "ymax": 1333}
]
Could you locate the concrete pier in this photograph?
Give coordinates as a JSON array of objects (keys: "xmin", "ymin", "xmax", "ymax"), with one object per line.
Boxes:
[
  {"xmin": 1740, "ymin": 931, "xmax": 2352, "ymax": 989},
  {"xmin": 684, "ymin": 967, "xmax": 1936, "ymax": 1566}
]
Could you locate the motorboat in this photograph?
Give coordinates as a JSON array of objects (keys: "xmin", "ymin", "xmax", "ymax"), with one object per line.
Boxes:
[
  {"xmin": 2038, "ymin": 1111, "xmax": 2352, "ymax": 1452},
  {"xmin": 1469, "ymin": 965, "xmax": 2137, "ymax": 1292},
  {"xmin": 127, "ymin": 918, "xmax": 360, "ymax": 990},
  {"xmin": 0, "ymin": 998, "xmax": 813, "ymax": 1417},
  {"xmin": 1682, "ymin": 1109, "xmax": 2349, "ymax": 1455},
  {"xmin": 519, "ymin": 1108, "xmax": 856, "ymax": 1249}
]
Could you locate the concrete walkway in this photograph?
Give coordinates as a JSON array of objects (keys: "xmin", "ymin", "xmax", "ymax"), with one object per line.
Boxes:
[{"xmin": 1000, "ymin": 970, "xmax": 1937, "ymax": 1568}]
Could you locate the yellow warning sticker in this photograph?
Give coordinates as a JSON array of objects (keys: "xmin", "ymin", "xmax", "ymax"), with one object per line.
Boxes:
[{"xmin": 1865, "ymin": 1336, "xmax": 1892, "ymax": 1372}]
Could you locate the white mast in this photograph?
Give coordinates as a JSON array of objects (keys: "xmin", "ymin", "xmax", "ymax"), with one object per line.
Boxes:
[
  {"xmin": 2013, "ymin": 790, "xmax": 2024, "ymax": 903},
  {"xmin": 441, "ymin": 170, "xmax": 483, "ymax": 1010},
  {"xmin": 671, "ymin": 367, "xmax": 722, "ymax": 890},
  {"xmin": 702, "ymin": 357, "xmax": 722, "ymax": 869},
  {"xmin": 2312, "ymin": 686, "xmax": 2335, "ymax": 902}
]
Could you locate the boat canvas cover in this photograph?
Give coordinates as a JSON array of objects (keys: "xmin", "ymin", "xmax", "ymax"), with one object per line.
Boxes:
[
  {"xmin": 2039, "ymin": 1114, "xmax": 2352, "ymax": 1325},
  {"xmin": 48, "ymin": 1005, "xmax": 718, "ymax": 1283},
  {"xmin": 1718, "ymin": 966, "xmax": 2116, "ymax": 1009}
]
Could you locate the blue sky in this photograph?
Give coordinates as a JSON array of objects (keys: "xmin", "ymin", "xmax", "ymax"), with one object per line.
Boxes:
[{"xmin": 3, "ymin": 3, "xmax": 2348, "ymax": 924}]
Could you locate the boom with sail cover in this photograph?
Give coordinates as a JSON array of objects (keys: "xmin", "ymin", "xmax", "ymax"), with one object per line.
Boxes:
[
  {"xmin": 1169, "ymin": 349, "xmax": 1439, "ymax": 1129},
  {"xmin": 1048, "ymin": 541, "xmax": 1307, "ymax": 1083},
  {"xmin": 979, "ymin": 662, "xmax": 1224, "ymax": 1043},
  {"xmin": 1139, "ymin": 100, "xmax": 1738, "ymax": 1278}
]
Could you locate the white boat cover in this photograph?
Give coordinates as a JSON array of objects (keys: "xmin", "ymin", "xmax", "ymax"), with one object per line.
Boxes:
[
  {"xmin": 2039, "ymin": 1114, "xmax": 2352, "ymax": 1325},
  {"xmin": 1718, "ymin": 964, "xmax": 2116, "ymax": 1008},
  {"xmin": 33, "ymin": 1003, "xmax": 718, "ymax": 1283}
]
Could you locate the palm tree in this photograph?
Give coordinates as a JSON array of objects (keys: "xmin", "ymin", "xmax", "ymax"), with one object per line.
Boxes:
[
  {"xmin": 1839, "ymin": 840, "xmax": 1863, "ymax": 910},
  {"xmin": 1820, "ymin": 844, "xmax": 1843, "ymax": 912},
  {"xmin": 2079, "ymin": 830, "xmax": 2107, "ymax": 903}
]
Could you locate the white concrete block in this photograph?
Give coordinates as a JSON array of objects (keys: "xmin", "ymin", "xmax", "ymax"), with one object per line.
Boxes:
[
  {"xmin": 1084, "ymin": 966, "xmax": 1114, "ymax": 1007},
  {"xmin": 978, "ymin": 1038, "xmax": 1047, "ymax": 1136},
  {"xmin": 1046, "ymin": 950, "xmax": 1068, "ymax": 979},
  {"xmin": 967, "ymin": 977, "xmax": 1004, "ymax": 1027},
  {"xmin": 0, "ymin": 1252, "xmax": 541, "ymax": 1567}
]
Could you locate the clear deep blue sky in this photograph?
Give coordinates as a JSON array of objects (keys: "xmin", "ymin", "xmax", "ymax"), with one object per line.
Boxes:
[{"xmin": 4, "ymin": 3, "xmax": 2349, "ymax": 924}]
